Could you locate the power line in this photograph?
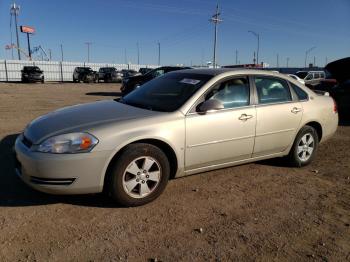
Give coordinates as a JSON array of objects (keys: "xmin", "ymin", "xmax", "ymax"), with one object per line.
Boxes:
[
  {"xmin": 305, "ymin": 46, "xmax": 316, "ymax": 68},
  {"xmin": 10, "ymin": 2, "xmax": 21, "ymax": 60},
  {"xmin": 157, "ymin": 41, "xmax": 160, "ymax": 65},
  {"xmin": 85, "ymin": 42, "xmax": 92, "ymax": 62},
  {"xmin": 210, "ymin": 4, "xmax": 222, "ymax": 68}
]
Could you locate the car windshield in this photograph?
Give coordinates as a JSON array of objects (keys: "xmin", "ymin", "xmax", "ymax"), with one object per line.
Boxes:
[
  {"xmin": 296, "ymin": 72, "xmax": 308, "ymax": 79},
  {"xmin": 79, "ymin": 68, "xmax": 91, "ymax": 72},
  {"xmin": 120, "ymin": 72, "xmax": 212, "ymax": 112},
  {"xmin": 24, "ymin": 67, "xmax": 40, "ymax": 72},
  {"xmin": 100, "ymin": 68, "xmax": 114, "ymax": 73}
]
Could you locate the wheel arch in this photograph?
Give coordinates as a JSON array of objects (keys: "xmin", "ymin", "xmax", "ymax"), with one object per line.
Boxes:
[
  {"xmin": 304, "ymin": 121, "xmax": 323, "ymax": 141},
  {"xmin": 102, "ymin": 138, "xmax": 179, "ymax": 192}
]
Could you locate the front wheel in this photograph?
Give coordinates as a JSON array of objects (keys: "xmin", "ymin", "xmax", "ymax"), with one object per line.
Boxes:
[
  {"xmin": 108, "ymin": 143, "xmax": 170, "ymax": 206},
  {"xmin": 287, "ymin": 125, "xmax": 319, "ymax": 167}
]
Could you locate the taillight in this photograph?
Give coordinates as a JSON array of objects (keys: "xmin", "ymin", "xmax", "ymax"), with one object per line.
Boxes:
[{"xmin": 332, "ymin": 98, "xmax": 338, "ymax": 113}]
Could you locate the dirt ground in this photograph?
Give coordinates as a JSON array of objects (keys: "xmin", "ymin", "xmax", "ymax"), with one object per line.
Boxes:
[{"xmin": 0, "ymin": 82, "xmax": 349, "ymax": 262}]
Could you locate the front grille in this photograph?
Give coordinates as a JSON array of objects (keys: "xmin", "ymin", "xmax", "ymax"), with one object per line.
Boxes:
[
  {"xmin": 22, "ymin": 135, "xmax": 33, "ymax": 148},
  {"xmin": 30, "ymin": 176, "xmax": 76, "ymax": 186}
]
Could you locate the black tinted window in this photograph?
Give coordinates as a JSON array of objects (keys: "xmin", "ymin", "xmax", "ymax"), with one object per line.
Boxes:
[
  {"xmin": 255, "ymin": 77, "xmax": 292, "ymax": 104},
  {"xmin": 207, "ymin": 78, "xmax": 250, "ymax": 109},
  {"xmin": 122, "ymin": 73, "xmax": 212, "ymax": 112},
  {"xmin": 291, "ymin": 83, "xmax": 308, "ymax": 100}
]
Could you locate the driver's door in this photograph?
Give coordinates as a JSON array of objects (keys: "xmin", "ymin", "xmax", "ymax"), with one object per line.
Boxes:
[{"xmin": 185, "ymin": 76, "xmax": 256, "ymax": 171}]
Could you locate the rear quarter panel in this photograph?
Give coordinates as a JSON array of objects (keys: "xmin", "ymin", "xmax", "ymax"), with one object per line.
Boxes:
[{"xmin": 300, "ymin": 94, "xmax": 338, "ymax": 143}]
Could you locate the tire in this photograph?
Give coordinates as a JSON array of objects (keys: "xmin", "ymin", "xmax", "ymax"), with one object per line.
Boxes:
[
  {"xmin": 41, "ymin": 77, "xmax": 44, "ymax": 84},
  {"xmin": 287, "ymin": 125, "xmax": 319, "ymax": 167},
  {"xmin": 108, "ymin": 143, "xmax": 170, "ymax": 207}
]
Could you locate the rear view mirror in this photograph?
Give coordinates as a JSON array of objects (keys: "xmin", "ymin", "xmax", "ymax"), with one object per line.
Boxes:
[{"xmin": 197, "ymin": 99, "xmax": 224, "ymax": 113}]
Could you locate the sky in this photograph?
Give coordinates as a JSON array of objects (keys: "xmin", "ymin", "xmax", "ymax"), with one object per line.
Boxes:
[{"xmin": 0, "ymin": 0, "xmax": 349, "ymax": 67}]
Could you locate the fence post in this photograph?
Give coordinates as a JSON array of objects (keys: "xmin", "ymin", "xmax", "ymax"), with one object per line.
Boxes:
[
  {"xmin": 60, "ymin": 61, "xmax": 63, "ymax": 82},
  {"xmin": 4, "ymin": 60, "xmax": 9, "ymax": 82}
]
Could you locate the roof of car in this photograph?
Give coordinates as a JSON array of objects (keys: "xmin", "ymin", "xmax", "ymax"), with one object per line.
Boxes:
[{"xmin": 172, "ymin": 68, "xmax": 286, "ymax": 77}]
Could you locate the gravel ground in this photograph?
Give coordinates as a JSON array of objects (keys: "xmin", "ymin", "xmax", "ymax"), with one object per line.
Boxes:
[{"xmin": 0, "ymin": 82, "xmax": 349, "ymax": 262}]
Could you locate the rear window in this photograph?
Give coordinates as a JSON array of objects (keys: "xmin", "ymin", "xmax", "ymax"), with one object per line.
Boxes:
[
  {"xmin": 291, "ymin": 83, "xmax": 308, "ymax": 101},
  {"xmin": 255, "ymin": 76, "xmax": 292, "ymax": 104},
  {"xmin": 296, "ymin": 72, "xmax": 308, "ymax": 79}
]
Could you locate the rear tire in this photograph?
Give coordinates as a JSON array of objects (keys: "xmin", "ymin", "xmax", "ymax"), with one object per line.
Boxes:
[
  {"xmin": 287, "ymin": 125, "xmax": 319, "ymax": 167},
  {"xmin": 108, "ymin": 143, "xmax": 170, "ymax": 207}
]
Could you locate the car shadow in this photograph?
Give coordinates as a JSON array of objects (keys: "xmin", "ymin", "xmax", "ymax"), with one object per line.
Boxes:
[
  {"xmin": 86, "ymin": 92, "xmax": 122, "ymax": 97},
  {"xmin": 0, "ymin": 134, "xmax": 121, "ymax": 208}
]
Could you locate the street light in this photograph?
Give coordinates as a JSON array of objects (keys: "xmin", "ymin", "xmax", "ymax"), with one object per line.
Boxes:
[
  {"xmin": 305, "ymin": 46, "xmax": 316, "ymax": 68},
  {"xmin": 248, "ymin": 30, "xmax": 260, "ymax": 64}
]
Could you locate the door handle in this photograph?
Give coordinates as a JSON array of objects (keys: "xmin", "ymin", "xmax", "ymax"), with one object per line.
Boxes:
[
  {"xmin": 291, "ymin": 107, "xmax": 302, "ymax": 114},
  {"xmin": 239, "ymin": 114, "xmax": 253, "ymax": 121}
]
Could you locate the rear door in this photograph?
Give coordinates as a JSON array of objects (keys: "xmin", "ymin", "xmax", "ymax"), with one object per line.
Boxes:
[
  {"xmin": 252, "ymin": 76, "xmax": 303, "ymax": 157},
  {"xmin": 185, "ymin": 76, "xmax": 256, "ymax": 171}
]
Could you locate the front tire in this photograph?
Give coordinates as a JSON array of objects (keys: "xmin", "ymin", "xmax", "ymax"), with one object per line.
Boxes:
[
  {"xmin": 108, "ymin": 143, "xmax": 170, "ymax": 206},
  {"xmin": 287, "ymin": 125, "xmax": 319, "ymax": 167}
]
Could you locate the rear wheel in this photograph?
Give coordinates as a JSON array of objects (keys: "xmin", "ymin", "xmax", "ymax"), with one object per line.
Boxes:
[
  {"xmin": 287, "ymin": 125, "xmax": 319, "ymax": 167},
  {"xmin": 108, "ymin": 143, "xmax": 170, "ymax": 206}
]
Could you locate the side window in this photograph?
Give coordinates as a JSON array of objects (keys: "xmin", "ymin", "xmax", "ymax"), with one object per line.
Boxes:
[
  {"xmin": 314, "ymin": 73, "xmax": 320, "ymax": 79},
  {"xmin": 206, "ymin": 77, "xmax": 250, "ymax": 109},
  {"xmin": 255, "ymin": 76, "xmax": 292, "ymax": 104},
  {"xmin": 152, "ymin": 69, "xmax": 165, "ymax": 78},
  {"xmin": 291, "ymin": 83, "xmax": 308, "ymax": 101}
]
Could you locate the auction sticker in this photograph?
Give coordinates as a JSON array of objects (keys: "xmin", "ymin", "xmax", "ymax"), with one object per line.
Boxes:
[{"xmin": 180, "ymin": 78, "xmax": 201, "ymax": 85}]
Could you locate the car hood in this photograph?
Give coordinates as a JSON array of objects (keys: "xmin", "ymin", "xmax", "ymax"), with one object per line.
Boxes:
[
  {"xmin": 325, "ymin": 57, "xmax": 350, "ymax": 83},
  {"xmin": 24, "ymin": 100, "xmax": 157, "ymax": 144}
]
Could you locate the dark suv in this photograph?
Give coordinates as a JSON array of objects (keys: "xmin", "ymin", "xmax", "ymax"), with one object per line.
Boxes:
[
  {"xmin": 121, "ymin": 66, "xmax": 191, "ymax": 96},
  {"xmin": 73, "ymin": 67, "xmax": 98, "ymax": 83},
  {"xmin": 21, "ymin": 66, "xmax": 44, "ymax": 83},
  {"xmin": 98, "ymin": 67, "xmax": 122, "ymax": 83}
]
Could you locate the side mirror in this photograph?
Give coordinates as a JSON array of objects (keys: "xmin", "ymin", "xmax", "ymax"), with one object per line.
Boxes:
[{"xmin": 197, "ymin": 99, "xmax": 224, "ymax": 113}]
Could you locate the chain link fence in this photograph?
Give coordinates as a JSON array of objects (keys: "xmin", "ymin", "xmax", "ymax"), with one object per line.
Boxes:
[{"xmin": 0, "ymin": 60, "xmax": 158, "ymax": 82}]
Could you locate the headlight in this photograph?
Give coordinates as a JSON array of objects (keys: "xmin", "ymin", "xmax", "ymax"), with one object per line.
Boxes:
[{"xmin": 35, "ymin": 133, "xmax": 98, "ymax": 154}]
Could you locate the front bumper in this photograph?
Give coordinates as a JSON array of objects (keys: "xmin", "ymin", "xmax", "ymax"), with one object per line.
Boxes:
[{"xmin": 14, "ymin": 135, "xmax": 112, "ymax": 195}]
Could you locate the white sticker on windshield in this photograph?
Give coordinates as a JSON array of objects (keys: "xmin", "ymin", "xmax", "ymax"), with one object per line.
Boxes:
[{"xmin": 180, "ymin": 78, "xmax": 201, "ymax": 85}]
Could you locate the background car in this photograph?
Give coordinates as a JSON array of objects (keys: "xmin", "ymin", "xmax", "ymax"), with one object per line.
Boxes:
[
  {"xmin": 314, "ymin": 57, "xmax": 350, "ymax": 119},
  {"xmin": 98, "ymin": 67, "xmax": 122, "ymax": 82},
  {"xmin": 295, "ymin": 70, "xmax": 325, "ymax": 88},
  {"xmin": 287, "ymin": 74, "xmax": 305, "ymax": 85},
  {"xmin": 73, "ymin": 67, "xmax": 98, "ymax": 83},
  {"xmin": 121, "ymin": 69, "xmax": 140, "ymax": 79},
  {"xmin": 21, "ymin": 66, "xmax": 44, "ymax": 83},
  {"xmin": 121, "ymin": 66, "xmax": 192, "ymax": 96}
]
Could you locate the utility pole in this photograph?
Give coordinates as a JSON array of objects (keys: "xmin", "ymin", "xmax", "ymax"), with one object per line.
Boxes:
[
  {"xmin": 313, "ymin": 56, "xmax": 316, "ymax": 67},
  {"xmin": 210, "ymin": 4, "xmax": 222, "ymax": 68},
  {"xmin": 286, "ymin": 57, "xmax": 290, "ymax": 68},
  {"xmin": 248, "ymin": 30, "xmax": 260, "ymax": 64},
  {"xmin": 10, "ymin": 2, "xmax": 21, "ymax": 60},
  {"xmin": 85, "ymin": 42, "xmax": 92, "ymax": 63},
  {"xmin": 137, "ymin": 42, "xmax": 140, "ymax": 65},
  {"xmin": 60, "ymin": 44, "xmax": 64, "ymax": 61},
  {"xmin": 305, "ymin": 46, "xmax": 316, "ymax": 68},
  {"xmin": 235, "ymin": 50, "xmax": 238, "ymax": 65},
  {"xmin": 277, "ymin": 53, "xmax": 279, "ymax": 68},
  {"xmin": 48, "ymin": 49, "xmax": 52, "ymax": 60},
  {"xmin": 157, "ymin": 41, "xmax": 160, "ymax": 65},
  {"xmin": 253, "ymin": 51, "xmax": 256, "ymax": 64}
]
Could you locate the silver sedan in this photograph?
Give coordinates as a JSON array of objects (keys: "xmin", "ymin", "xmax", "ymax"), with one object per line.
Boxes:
[{"xmin": 15, "ymin": 69, "xmax": 338, "ymax": 206}]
